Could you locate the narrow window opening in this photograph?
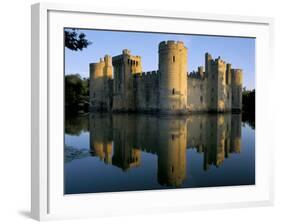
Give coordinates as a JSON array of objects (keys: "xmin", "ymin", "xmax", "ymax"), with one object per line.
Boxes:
[
  {"xmin": 173, "ymin": 56, "xmax": 175, "ymax": 62},
  {"xmin": 172, "ymin": 88, "xmax": 175, "ymax": 94}
]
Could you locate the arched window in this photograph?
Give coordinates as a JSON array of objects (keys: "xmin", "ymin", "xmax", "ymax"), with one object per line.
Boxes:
[
  {"xmin": 172, "ymin": 88, "xmax": 175, "ymax": 94},
  {"xmin": 173, "ymin": 56, "xmax": 175, "ymax": 62}
]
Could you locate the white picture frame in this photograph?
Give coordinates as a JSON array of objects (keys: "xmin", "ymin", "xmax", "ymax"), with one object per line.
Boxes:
[{"xmin": 31, "ymin": 2, "xmax": 274, "ymax": 221}]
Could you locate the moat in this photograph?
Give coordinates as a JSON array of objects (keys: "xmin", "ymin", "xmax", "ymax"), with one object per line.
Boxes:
[{"xmin": 64, "ymin": 113, "xmax": 255, "ymax": 194}]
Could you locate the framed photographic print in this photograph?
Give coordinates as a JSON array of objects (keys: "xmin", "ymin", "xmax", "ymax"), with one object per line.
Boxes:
[{"xmin": 31, "ymin": 2, "xmax": 274, "ymax": 221}]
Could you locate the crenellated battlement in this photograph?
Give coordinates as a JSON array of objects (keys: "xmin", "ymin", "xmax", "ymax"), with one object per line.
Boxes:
[
  {"xmin": 210, "ymin": 57, "xmax": 227, "ymax": 66},
  {"xmin": 90, "ymin": 61, "xmax": 104, "ymax": 69},
  {"xmin": 134, "ymin": 70, "xmax": 160, "ymax": 83},
  {"xmin": 159, "ymin": 40, "xmax": 186, "ymax": 51},
  {"xmin": 188, "ymin": 66, "xmax": 205, "ymax": 80},
  {"xmin": 89, "ymin": 40, "xmax": 243, "ymax": 113},
  {"xmin": 89, "ymin": 55, "xmax": 113, "ymax": 79},
  {"xmin": 188, "ymin": 72, "xmax": 204, "ymax": 80}
]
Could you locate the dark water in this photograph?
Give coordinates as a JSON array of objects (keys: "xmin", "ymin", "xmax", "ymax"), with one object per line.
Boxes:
[{"xmin": 64, "ymin": 113, "xmax": 255, "ymax": 194}]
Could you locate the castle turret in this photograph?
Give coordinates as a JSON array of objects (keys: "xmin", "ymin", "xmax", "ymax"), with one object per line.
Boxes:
[
  {"xmin": 198, "ymin": 66, "xmax": 204, "ymax": 78},
  {"xmin": 103, "ymin": 55, "xmax": 113, "ymax": 77},
  {"xmin": 89, "ymin": 55, "xmax": 113, "ymax": 111},
  {"xmin": 112, "ymin": 50, "xmax": 142, "ymax": 111},
  {"xmin": 158, "ymin": 41, "xmax": 188, "ymax": 113},
  {"xmin": 205, "ymin": 52, "xmax": 212, "ymax": 76},
  {"xmin": 231, "ymin": 69, "xmax": 243, "ymax": 111},
  {"xmin": 226, "ymin": 63, "xmax": 232, "ymax": 85}
]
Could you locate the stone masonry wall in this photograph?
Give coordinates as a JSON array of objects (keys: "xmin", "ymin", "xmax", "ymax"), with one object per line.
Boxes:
[{"xmin": 89, "ymin": 41, "xmax": 243, "ymax": 114}]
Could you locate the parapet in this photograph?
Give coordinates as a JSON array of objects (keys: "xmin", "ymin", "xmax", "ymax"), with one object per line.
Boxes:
[
  {"xmin": 213, "ymin": 56, "xmax": 226, "ymax": 65},
  {"xmin": 90, "ymin": 61, "xmax": 105, "ymax": 70},
  {"xmin": 122, "ymin": 49, "xmax": 131, "ymax": 55},
  {"xmin": 159, "ymin": 40, "xmax": 186, "ymax": 51},
  {"xmin": 113, "ymin": 50, "xmax": 141, "ymax": 64},
  {"xmin": 104, "ymin": 55, "xmax": 112, "ymax": 65},
  {"xmin": 90, "ymin": 54, "xmax": 113, "ymax": 69},
  {"xmin": 188, "ymin": 68, "xmax": 205, "ymax": 80},
  {"xmin": 205, "ymin": 52, "xmax": 212, "ymax": 60},
  {"xmin": 137, "ymin": 70, "xmax": 159, "ymax": 81}
]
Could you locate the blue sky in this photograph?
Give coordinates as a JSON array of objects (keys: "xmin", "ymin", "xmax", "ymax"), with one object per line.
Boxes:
[{"xmin": 65, "ymin": 29, "xmax": 255, "ymax": 90}]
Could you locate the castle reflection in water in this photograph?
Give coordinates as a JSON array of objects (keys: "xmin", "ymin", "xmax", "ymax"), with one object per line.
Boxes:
[{"xmin": 89, "ymin": 113, "xmax": 242, "ymax": 187}]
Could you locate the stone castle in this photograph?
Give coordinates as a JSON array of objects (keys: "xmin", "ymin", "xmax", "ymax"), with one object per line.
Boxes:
[{"xmin": 89, "ymin": 40, "xmax": 243, "ymax": 114}]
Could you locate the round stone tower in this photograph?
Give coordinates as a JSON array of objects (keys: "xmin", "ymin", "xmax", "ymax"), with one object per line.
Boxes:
[
  {"xmin": 158, "ymin": 41, "xmax": 188, "ymax": 113},
  {"xmin": 89, "ymin": 55, "xmax": 113, "ymax": 111},
  {"xmin": 231, "ymin": 69, "xmax": 243, "ymax": 111}
]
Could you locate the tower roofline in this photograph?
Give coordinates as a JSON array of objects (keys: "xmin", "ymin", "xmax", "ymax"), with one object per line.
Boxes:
[{"xmin": 159, "ymin": 40, "xmax": 186, "ymax": 50}]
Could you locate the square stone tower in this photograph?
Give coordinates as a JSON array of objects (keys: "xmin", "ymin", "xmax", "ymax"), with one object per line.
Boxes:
[{"xmin": 112, "ymin": 49, "xmax": 142, "ymax": 112}]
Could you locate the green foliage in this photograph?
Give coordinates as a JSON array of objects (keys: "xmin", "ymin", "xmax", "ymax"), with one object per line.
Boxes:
[
  {"xmin": 65, "ymin": 74, "xmax": 89, "ymax": 114},
  {"xmin": 65, "ymin": 115, "xmax": 89, "ymax": 135},
  {"xmin": 64, "ymin": 29, "xmax": 92, "ymax": 51}
]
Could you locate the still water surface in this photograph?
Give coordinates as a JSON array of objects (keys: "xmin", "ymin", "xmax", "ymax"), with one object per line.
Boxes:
[{"xmin": 64, "ymin": 113, "xmax": 255, "ymax": 194}]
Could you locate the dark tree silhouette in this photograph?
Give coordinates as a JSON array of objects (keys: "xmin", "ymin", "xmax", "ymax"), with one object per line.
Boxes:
[
  {"xmin": 242, "ymin": 89, "xmax": 255, "ymax": 129},
  {"xmin": 65, "ymin": 74, "xmax": 89, "ymax": 114},
  {"xmin": 64, "ymin": 29, "xmax": 92, "ymax": 51}
]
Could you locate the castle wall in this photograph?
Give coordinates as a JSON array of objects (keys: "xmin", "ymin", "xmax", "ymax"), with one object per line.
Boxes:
[
  {"xmin": 187, "ymin": 77, "xmax": 209, "ymax": 112},
  {"xmin": 89, "ymin": 41, "xmax": 243, "ymax": 114},
  {"xmin": 135, "ymin": 71, "xmax": 159, "ymax": 112}
]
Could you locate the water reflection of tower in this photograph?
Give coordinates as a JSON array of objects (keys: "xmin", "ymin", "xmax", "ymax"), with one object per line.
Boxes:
[
  {"xmin": 111, "ymin": 115, "xmax": 141, "ymax": 171},
  {"xmin": 89, "ymin": 114, "xmax": 113, "ymax": 164},
  {"xmin": 157, "ymin": 117, "xmax": 188, "ymax": 187},
  {"xmin": 231, "ymin": 114, "xmax": 242, "ymax": 153},
  {"xmin": 203, "ymin": 114, "xmax": 232, "ymax": 170}
]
